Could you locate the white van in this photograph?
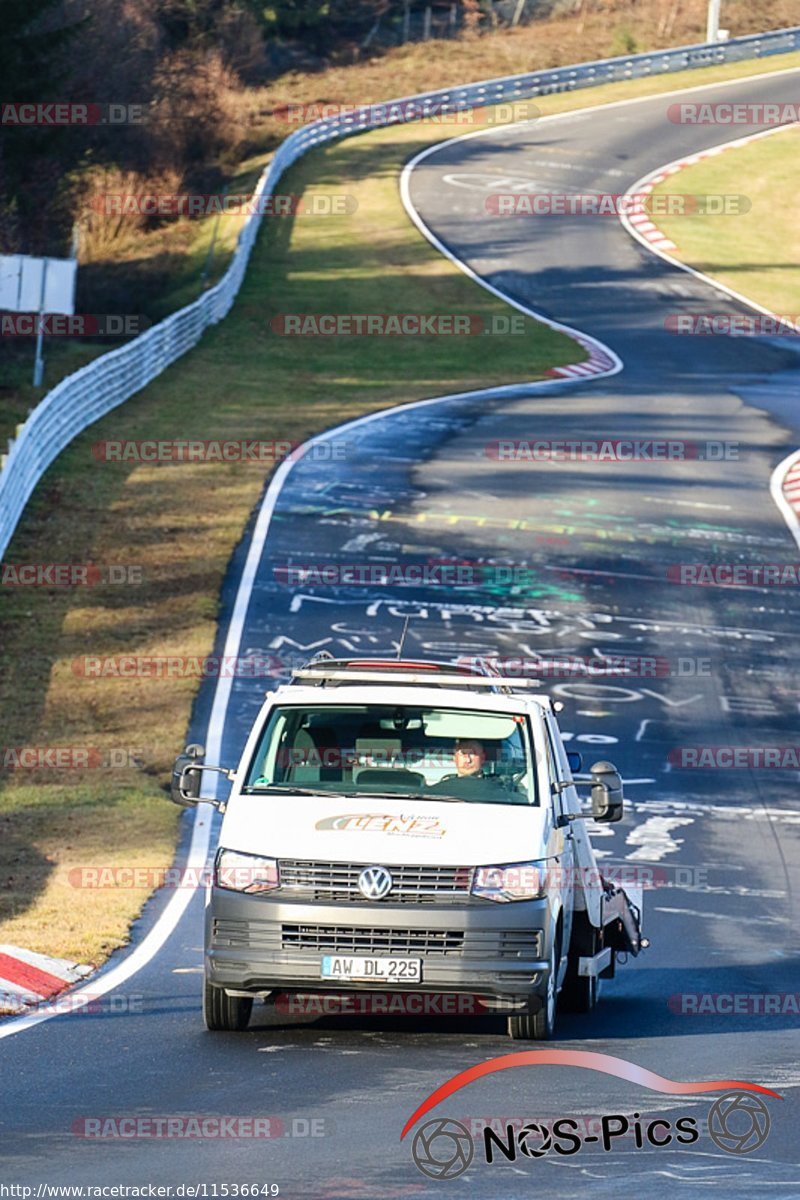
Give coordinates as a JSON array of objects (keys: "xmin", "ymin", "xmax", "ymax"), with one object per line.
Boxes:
[{"xmin": 171, "ymin": 658, "xmax": 645, "ymax": 1038}]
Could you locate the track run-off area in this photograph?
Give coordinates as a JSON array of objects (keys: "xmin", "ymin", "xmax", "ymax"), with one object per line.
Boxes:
[{"xmin": 2, "ymin": 66, "xmax": 800, "ymax": 1199}]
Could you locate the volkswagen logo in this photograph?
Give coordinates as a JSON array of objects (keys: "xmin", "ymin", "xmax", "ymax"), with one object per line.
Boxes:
[{"xmin": 358, "ymin": 865, "xmax": 393, "ymax": 900}]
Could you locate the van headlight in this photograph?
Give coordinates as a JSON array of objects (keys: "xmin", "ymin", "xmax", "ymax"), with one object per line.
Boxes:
[
  {"xmin": 215, "ymin": 849, "xmax": 280, "ymax": 894},
  {"xmin": 471, "ymin": 861, "xmax": 546, "ymax": 903}
]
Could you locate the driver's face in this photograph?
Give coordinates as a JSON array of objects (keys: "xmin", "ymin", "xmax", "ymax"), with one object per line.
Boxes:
[{"xmin": 454, "ymin": 740, "xmax": 485, "ymax": 777}]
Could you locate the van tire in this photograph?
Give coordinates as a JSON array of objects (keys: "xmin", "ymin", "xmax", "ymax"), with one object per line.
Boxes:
[
  {"xmin": 203, "ymin": 978, "xmax": 253, "ymax": 1031},
  {"xmin": 508, "ymin": 936, "xmax": 558, "ymax": 1040}
]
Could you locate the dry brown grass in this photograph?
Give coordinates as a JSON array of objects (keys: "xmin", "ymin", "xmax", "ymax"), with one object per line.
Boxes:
[{"xmin": 245, "ymin": 0, "xmax": 799, "ymax": 149}]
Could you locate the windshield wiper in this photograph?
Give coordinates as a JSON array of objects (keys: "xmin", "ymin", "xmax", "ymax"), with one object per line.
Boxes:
[
  {"xmin": 359, "ymin": 791, "xmax": 466, "ymax": 804},
  {"xmin": 241, "ymin": 784, "xmax": 363, "ymax": 798},
  {"xmin": 242, "ymin": 784, "xmax": 466, "ymax": 803}
]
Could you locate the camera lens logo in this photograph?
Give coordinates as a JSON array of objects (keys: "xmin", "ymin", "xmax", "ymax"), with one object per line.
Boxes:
[
  {"xmin": 708, "ymin": 1092, "xmax": 771, "ymax": 1154},
  {"xmin": 517, "ymin": 1122, "xmax": 553, "ymax": 1157},
  {"xmin": 411, "ymin": 1118, "xmax": 474, "ymax": 1179}
]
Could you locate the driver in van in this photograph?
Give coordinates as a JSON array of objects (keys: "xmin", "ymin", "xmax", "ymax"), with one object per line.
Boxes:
[
  {"xmin": 428, "ymin": 738, "xmax": 515, "ymax": 801},
  {"xmin": 453, "ymin": 739, "xmax": 488, "ymax": 777}
]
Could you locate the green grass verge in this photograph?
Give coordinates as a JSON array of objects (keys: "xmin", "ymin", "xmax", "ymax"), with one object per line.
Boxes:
[{"xmin": 649, "ymin": 123, "xmax": 800, "ymax": 315}]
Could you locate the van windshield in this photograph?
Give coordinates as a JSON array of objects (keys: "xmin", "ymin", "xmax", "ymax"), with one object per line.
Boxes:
[{"xmin": 244, "ymin": 704, "xmax": 538, "ymax": 806}]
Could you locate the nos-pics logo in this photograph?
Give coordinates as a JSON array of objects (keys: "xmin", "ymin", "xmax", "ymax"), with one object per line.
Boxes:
[{"xmin": 402, "ymin": 1051, "xmax": 779, "ymax": 1180}]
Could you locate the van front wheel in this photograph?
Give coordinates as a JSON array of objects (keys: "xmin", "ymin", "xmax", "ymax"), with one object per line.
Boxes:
[
  {"xmin": 508, "ymin": 938, "xmax": 558, "ymax": 1041},
  {"xmin": 203, "ymin": 978, "xmax": 253, "ymax": 1031}
]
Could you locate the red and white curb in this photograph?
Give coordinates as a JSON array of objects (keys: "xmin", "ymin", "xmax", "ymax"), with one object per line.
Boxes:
[
  {"xmin": 626, "ymin": 176, "xmax": 679, "ymax": 252},
  {"xmin": 623, "ymin": 126, "xmax": 799, "ymax": 254},
  {"xmin": 782, "ymin": 456, "xmax": 800, "ymax": 510},
  {"xmin": 0, "ymin": 945, "xmax": 93, "ymax": 1014},
  {"xmin": 771, "ymin": 449, "xmax": 800, "ymax": 551},
  {"xmin": 546, "ymin": 336, "xmax": 619, "ymax": 379}
]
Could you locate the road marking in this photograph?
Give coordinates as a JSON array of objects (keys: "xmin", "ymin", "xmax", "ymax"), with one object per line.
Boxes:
[
  {"xmin": 641, "ymin": 497, "xmax": 732, "ymax": 511},
  {"xmin": 655, "ymin": 906, "xmax": 785, "ymax": 926},
  {"xmin": 633, "ymin": 800, "xmax": 800, "ymax": 824},
  {"xmin": 625, "ymin": 816, "xmax": 694, "ymax": 861}
]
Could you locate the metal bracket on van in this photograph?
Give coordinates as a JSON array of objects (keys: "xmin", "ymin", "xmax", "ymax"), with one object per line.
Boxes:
[{"xmin": 578, "ymin": 946, "xmax": 613, "ymax": 977}]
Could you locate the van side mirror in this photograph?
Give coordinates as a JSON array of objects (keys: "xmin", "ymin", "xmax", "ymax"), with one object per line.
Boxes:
[
  {"xmin": 590, "ymin": 760, "xmax": 624, "ymax": 823},
  {"xmin": 170, "ymin": 743, "xmax": 233, "ymax": 808},
  {"xmin": 171, "ymin": 743, "xmax": 205, "ymax": 807}
]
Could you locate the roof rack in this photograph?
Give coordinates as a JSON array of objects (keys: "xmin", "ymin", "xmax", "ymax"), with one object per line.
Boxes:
[{"xmin": 288, "ymin": 656, "xmax": 543, "ymax": 695}]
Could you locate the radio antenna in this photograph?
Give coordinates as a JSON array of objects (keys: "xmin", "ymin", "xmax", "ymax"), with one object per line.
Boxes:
[{"xmin": 396, "ymin": 614, "xmax": 411, "ymax": 660}]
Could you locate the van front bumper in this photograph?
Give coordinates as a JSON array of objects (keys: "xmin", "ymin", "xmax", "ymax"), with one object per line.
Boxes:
[{"xmin": 206, "ymin": 888, "xmax": 553, "ymax": 1003}]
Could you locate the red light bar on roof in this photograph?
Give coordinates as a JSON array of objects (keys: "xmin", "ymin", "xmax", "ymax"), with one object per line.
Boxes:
[{"xmin": 345, "ymin": 660, "xmax": 476, "ymax": 674}]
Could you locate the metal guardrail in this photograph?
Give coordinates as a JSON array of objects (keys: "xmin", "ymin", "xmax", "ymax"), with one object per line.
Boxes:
[{"xmin": 1, "ymin": 25, "xmax": 799, "ymax": 559}]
